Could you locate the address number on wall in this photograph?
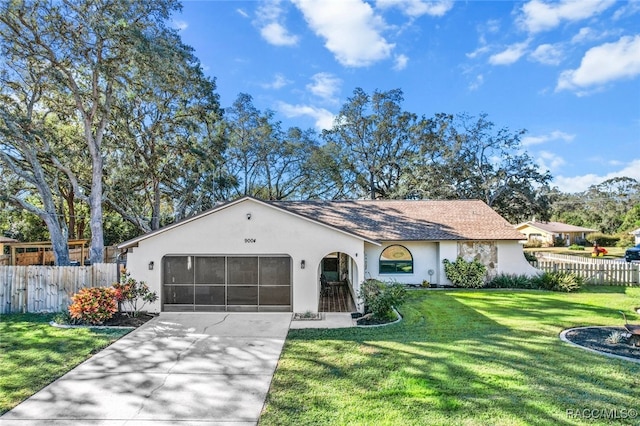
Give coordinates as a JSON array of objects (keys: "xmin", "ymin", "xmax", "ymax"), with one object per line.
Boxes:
[{"xmin": 244, "ymin": 238, "xmax": 256, "ymax": 243}]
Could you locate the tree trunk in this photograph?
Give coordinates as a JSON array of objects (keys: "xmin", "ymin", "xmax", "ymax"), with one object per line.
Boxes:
[{"xmin": 88, "ymin": 151, "xmax": 104, "ymax": 264}]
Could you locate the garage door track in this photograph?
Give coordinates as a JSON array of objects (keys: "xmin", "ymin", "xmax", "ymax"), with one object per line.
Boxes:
[{"xmin": 0, "ymin": 313, "xmax": 292, "ymax": 425}]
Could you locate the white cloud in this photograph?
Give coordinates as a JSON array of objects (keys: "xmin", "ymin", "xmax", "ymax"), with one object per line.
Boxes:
[
  {"xmin": 556, "ymin": 35, "xmax": 640, "ymax": 92},
  {"xmin": 517, "ymin": 0, "xmax": 616, "ymax": 34},
  {"xmin": 522, "ymin": 130, "xmax": 575, "ymax": 146},
  {"xmin": 260, "ymin": 22, "xmax": 299, "ymax": 46},
  {"xmin": 376, "ymin": 0, "xmax": 454, "ymax": 18},
  {"xmin": 529, "ymin": 43, "xmax": 564, "ymax": 65},
  {"xmin": 553, "ymin": 159, "xmax": 640, "ymax": 192},
  {"xmin": 236, "ymin": 8, "xmax": 249, "ymax": 19},
  {"xmin": 489, "ymin": 41, "xmax": 529, "ymax": 65},
  {"xmin": 537, "ymin": 150, "xmax": 567, "ymax": 172},
  {"xmin": 613, "ymin": 0, "xmax": 640, "ymax": 20},
  {"xmin": 393, "ymin": 54, "xmax": 409, "ymax": 70},
  {"xmin": 255, "ymin": 1, "xmax": 299, "ymax": 46},
  {"xmin": 306, "ymin": 73, "xmax": 342, "ymax": 102},
  {"xmin": 173, "ymin": 20, "xmax": 188, "ymax": 31},
  {"xmin": 468, "ymin": 74, "xmax": 484, "ymax": 91},
  {"xmin": 276, "ymin": 101, "xmax": 335, "ymax": 130},
  {"xmin": 292, "ymin": 0, "xmax": 394, "ymax": 67},
  {"xmin": 262, "ymin": 73, "xmax": 291, "ymax": 90}
]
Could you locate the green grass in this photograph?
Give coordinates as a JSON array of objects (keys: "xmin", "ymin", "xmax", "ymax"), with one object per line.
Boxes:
[
  {"xmin": 526, "ymin": 246, "xmax": 626, "ymax": 259},
  {"xmin": 261, "ymin": 287, "xmax": 640, "ymax": 426},
  {"xmin": 0, "ymin": 313, "xmax": 130, "ymax": 414}
]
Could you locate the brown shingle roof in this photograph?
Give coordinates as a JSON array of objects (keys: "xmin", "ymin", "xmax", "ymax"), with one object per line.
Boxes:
[
  {"xmin": 270, "ymin": 199, "xmax": 525, "ymax": 242},
  {"xmin": 516, "ymin": 221, "xmax": 597, "ymax": 234}
]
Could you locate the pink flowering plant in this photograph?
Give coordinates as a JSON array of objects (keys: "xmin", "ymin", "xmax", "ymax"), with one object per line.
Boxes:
[{"xmin": 112, "ymin": 272, "xmax": 158, "ymax": 317}]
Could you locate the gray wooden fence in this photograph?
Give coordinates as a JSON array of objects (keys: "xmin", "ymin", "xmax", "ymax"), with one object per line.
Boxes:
[
  {"xmin": 0, "ymin": 263, "xmax": 119, "ymax": 314},
  {"xmin": 534, "ymin": 260, "xmax": 639, "ymax": 286}
]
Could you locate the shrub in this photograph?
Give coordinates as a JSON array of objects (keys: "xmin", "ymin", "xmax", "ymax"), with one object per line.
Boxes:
[
  {"xmin": 568, "ymin": 244, "xmax": 584, "ymax": 251},
  {"xmin": 605, "ymin": 330, "xmax": 628, "ymax": 345},
  {"xmin": 523, "ymin": 251, "xmax": 537, "ymax": 262},
  {"xmin": 524, "ymin": 239, "xmax": 542, "ymax": 248},
  {"xmin": 486, "ymin": 274, "xmax": 536, "ymax": 289},
  {"xmin": 68, "ymin": 287, "xmax": 118, "ymax": 325},
  {"xmin": 112, "ymin": 273, "xmax": 158, "ymax": 317},
  {"xmin": 616, "ymin": 233, "xmax": 635, "ymax": 248},
  {"xmin": 532, "ymin": 272, "xmax": 583, "ymax": 292},
  {"xmin": 553, "ymin": 236, "xmax": 566, "ymax": 247},
  {"xmin": 358, "ymin": 279, "xmax": 407, "ymax": 320},
  {"xmin": 443, "ymin": 257, "xmax": 487, "ymax": 288},
  {"xmin": 586, "ymin": 232, "xmax": 619, "ymax": 247}
]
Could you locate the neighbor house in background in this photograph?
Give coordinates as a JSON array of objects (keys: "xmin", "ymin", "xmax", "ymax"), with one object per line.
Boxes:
[
  {"xmin": 118, "ymin": 196, "xmax": 537, "ymax": 315},
  {"xmin": 515, "ymin": 221, "xmax": 597, "ymax": 247},
  {"xmin": 630, "ymin": 228, "xmax": 640, "ymax": 245}
]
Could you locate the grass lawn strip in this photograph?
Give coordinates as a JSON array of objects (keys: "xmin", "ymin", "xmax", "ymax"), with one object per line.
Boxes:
[
  {"xmin": 0, "ymin": 313, "xmax": 130, "ymax": 414},
  {"xmin": 261, "ymin": 286, "xmax": 640, "ymax": 426}
]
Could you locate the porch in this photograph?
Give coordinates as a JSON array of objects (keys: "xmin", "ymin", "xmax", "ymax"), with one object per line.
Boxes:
[{"xmin": 318, "ymin": 281, "xmax": 356, "ymax": 313}]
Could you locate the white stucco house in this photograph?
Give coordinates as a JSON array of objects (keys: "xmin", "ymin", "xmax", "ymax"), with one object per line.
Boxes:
[
  {"xmin": 631, "ymin": 228, "xmax": 640, "ymax": 245},
  {"xmin": 117, "ymin": 196, "xmax": 536, "ymax": 314}
]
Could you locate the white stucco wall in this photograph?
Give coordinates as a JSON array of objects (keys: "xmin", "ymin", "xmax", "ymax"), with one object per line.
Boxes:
[
  {"xmin": 364, "ymin": 241, "xmax": 439, "ymax": 285},
  {"xmin": 124, "ymin": 199, "xmax": 366, "ymax": 313},
  {"xmin": 497, "ymin": 241, "xmax": 540, "ymax": 276}
]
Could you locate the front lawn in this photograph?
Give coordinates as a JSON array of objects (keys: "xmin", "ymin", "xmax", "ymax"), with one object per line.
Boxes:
[
  {"xmin": 261, "ymin": 287, "xmax": 640, "ymax": 425},
  {"xmin": 526, "ymin": 246, "xmax": 626, "ymax": 259},
  {"xmin": 0, "ymin": 313, "xmax": 130, "ymax": 414}
]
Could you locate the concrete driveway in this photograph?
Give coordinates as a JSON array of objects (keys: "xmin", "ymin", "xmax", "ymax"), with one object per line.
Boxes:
[{"xmin": 0, "ymin": 312, "xmax": 292, "ymax": 426}]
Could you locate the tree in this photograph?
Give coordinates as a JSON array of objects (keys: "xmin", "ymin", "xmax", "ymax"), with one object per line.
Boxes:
[
  {"xmin": 322, "ymin": 88, "xmax": 418, "ymax": 199},
  {"xmin": 408, "ymin": 113, "xmax": 552, "ymax": 223},
  {"xmin": 0, "ymin": 51, "xmax": 74, "ymax": 264},
  {"xmin": 0, "ymin": 0, "xmax": 182, "ymax": 263},
  {"xmin": 104, "ymin": 30, "xmax": 223, "ymax": 233}
]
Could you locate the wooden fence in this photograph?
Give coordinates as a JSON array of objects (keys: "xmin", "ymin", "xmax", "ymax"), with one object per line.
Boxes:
[
  {"xmin": 0, "ymin": 263, "xmax": 119, "ymax": 314},
  {"xmin": 534, "ymin": 260, "xmax": 639, "ymax": 286}
]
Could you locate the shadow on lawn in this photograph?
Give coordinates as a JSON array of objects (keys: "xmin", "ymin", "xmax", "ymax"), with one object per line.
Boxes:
[{"xmin": 265, "ymin": 291, "xmax": 640, "ymax": 425}]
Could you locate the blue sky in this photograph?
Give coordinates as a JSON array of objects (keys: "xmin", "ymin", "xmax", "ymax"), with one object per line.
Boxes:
[{"xmin": 175, "ymin": 0, "xmax": 640, "ymax": 194}]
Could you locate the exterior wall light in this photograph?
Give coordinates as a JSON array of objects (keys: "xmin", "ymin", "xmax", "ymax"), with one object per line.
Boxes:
[
  {"xmin": 246, "ymin": 213, "xmax": 252, "ymax": 220},
  {"xmin": 148, "ymin": 261, "xmax": 154, "ymax": 270},
  {"xmin": 300, "ymin": 260, "xmax": 305, "ymax": 269}
]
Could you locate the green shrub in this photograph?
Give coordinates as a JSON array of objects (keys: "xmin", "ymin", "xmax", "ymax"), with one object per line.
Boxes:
[
  {"xmin": 531, "ymin": 272, "xmax": 583, "ymax": 292},
  {"xmin": 68, "ymin": 287, "xmax": 118, "ymax": 325},
  {"xmin": 616, "ymin": 233, "xmax": 635, "ymax": 248},
  {"xmin": 523, "ymin": 251, "xmax": 537, "ymax": 262},
  {"xmin": 443, "ymin": 257, "xmax": 487, "ymax": 288},
  {"xmin": 568, "ymin": 244, "xmax": 584, "ymax": 251},
  {"xmin": 358, "ymin": 279, "xmax": 407, "ymax": 320},
  {"xmin": 586, "ymin": 232, "xmax": 619, "ymax": 247},
  {"xmin": 553, "ymin": 236, "xmax": 566, "ymax": 247},
  {"xmin": 486, "ymin": 274, "xmax": 536, "ymax": 289}
]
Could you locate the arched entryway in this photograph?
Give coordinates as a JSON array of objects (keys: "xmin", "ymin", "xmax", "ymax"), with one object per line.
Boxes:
[{"xmin": 318, "ymin": 252, "xmax": 357, "ymax": 312}]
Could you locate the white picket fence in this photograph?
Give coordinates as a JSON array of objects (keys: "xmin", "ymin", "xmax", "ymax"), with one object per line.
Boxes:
[
  {"xmin": 537, "ymin": 252, "xmax": 625, "ymax": 265},
  {"xmin": 0, "ymin": 263, "xmax": 119, "ymax": 314},
  {"xmin": 534, "ymin": 260, "xmax": 639, "ymax": 286}
]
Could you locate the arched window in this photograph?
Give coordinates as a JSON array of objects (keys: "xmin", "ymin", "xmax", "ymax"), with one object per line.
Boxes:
[{"xmin": 379, "ymin": 245, "xmax": 413, "ymax": 274}]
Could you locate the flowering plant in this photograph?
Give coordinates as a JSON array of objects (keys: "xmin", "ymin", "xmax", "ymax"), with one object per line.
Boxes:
[
  {"xmin": 112, "ymin": 272, "xmax": 158, "ymax": 317},
  {"xmin": 68, "ymin": 287, "xmax": 118, "ymax": 325}
]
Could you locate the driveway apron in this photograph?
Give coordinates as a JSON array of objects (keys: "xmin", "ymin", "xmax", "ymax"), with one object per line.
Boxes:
[{"xmin": 0, "ymin": 312, "xmax": 292, "ymax": 426}]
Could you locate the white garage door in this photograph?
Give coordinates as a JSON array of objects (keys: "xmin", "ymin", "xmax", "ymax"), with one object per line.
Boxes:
[{"xmin": 162, "ymin": 255, "xmax": 292, "ymax": 312}]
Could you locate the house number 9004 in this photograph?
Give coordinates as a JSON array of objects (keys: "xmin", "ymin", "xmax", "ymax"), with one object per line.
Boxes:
[{"xmin": 244, "ymin": 238, "xmax": 256, "ymax": 243}]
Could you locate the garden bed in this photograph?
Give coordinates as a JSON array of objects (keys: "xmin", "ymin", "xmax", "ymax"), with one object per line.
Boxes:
[{"xmin": 562, "ymin": 326, "xmax": 640, "ymax": 360}]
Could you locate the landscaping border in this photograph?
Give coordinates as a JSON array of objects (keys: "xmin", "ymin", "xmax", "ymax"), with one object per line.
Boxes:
[{"xmin": 559, "ymin": 326, "xmax": 640, "ymax": 365}]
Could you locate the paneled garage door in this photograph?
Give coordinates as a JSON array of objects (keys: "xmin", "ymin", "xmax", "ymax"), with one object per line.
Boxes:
[{"xmin": 162, "ymin": 255, "xmax": 291, "ymax": 312}]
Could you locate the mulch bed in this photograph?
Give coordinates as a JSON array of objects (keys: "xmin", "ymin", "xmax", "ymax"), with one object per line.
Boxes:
[
  {"xmin": 101, "ymin": 312, "xmax": 157, "ymax": 327},
  {"xmin": 563, "ymin": 326, "xmax": 640, "ymax": 360}
]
